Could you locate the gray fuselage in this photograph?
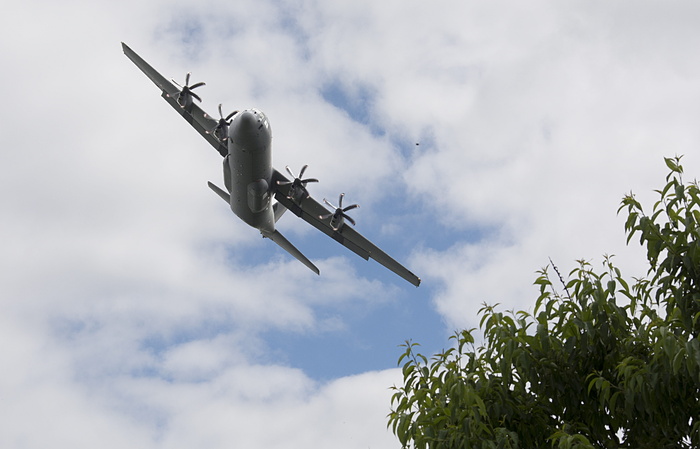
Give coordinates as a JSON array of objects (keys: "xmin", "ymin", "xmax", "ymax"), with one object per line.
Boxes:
[{"xmin": 224, "ymin": 109, "xmax": 275, "ymax": 235}]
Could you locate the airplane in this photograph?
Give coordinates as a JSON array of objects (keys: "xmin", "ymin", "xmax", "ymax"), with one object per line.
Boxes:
[{"xmin": 122, "ymin": 43, "xmax": 420, "ymax": 287}]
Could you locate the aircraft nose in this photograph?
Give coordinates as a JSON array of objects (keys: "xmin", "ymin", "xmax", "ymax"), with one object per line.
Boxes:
[
  {"xmin": 228, "ymin": 108, "xmax": 270, "ymax": 144},
  {"xmin": 237, "ymin": 110, "xmax": 257, "ymax": 129}
]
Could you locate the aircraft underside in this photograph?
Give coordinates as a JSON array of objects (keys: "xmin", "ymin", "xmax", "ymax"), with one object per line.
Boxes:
[{"xmin": 224, "ymin": 108, "xmax": 275, "ymax": 235}]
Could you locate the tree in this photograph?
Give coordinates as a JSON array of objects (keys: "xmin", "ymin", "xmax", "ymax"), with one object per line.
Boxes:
[{"xmin": 388, "ymin": 156, "xmax": 700, "ymax": 448}]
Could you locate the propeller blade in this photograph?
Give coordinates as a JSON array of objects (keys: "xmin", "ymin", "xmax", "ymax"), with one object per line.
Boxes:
[
  {"xmin": 189, "ymin": 81, "xmax": 206, "ymax": 90},
  {"xmin": 320, "ymin": 192, "xmax": 359, "ymax": 229},
  {"xmin": 285, "ymin": 166, "xmax": 296, "ymax": 178},
  {"xmin": 283, "ymin": 165, "xmax": 318, "ymax": 200}
]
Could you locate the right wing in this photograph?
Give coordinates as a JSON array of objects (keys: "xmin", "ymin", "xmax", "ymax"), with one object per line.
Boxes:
[
  {"xmin": 122, "ymin": 43, "xmax": 228, "ymax": 157},
  {"xmin": 272, "ymin": 169, "xmax": 421, "ymax": 287}
]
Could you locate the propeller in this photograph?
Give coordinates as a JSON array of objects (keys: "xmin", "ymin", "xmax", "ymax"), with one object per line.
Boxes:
[
  {"xmin": 211, "ymin": 104, "xmax": 238, "ymax": 141},
  {"xmin": 172, "ymin": 72, "xmax": 205, "ymax": 105},
  {"xmin": 277, "ymin": 165, "xmax": 318, "ymax": 200},
  {"xmin": 320, "ymin": 193, "xmax": 359, "ymax": 230}
]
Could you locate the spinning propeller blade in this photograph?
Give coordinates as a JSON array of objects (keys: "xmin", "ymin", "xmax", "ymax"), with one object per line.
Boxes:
[
  {"xmin": 277, "ymin": 165, "xmax": 318, "ymax": 199},
  {"xmin": 172, "ymin": 72, "xmax": 205, "ymax": 103},
  {"xmin": 320, "ymin": 193, "xmax": 359, "ymax": 229}
]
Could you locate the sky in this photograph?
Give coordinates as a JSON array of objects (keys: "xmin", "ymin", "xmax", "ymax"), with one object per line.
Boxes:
[{"xmin": 2, "ymin": 1, "xmax": 700, "ymax": 448}]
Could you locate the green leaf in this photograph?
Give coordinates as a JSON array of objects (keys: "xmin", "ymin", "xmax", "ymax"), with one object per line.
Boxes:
[
  {"xmin": 664, "ymin": 156, "xmax": 681, "ymax": 174},
  {"xmin": 672, "ymin": 349, "xmax": 685, "ymax": 375}
]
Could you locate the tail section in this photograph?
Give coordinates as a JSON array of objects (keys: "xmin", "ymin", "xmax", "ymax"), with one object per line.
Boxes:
[
  {"xmin": 263, "ymin": 230, "xmax": 320, "ymax": 275},
  {"xmin": 209, "ymin": 181, "xmax": 317, "ymax": 275}
]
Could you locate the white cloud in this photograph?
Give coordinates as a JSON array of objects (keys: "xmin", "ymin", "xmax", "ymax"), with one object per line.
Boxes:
[
  {"xmin": 3, "ymin": 0, "xmax": 700, "ymax": 447},
  {"xmin": 0, "ymin": 306, "xmax": 401, "ymax": 448}
]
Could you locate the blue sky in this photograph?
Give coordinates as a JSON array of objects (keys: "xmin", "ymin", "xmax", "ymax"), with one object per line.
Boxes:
[{"xmin": 3, "ymin": 1, "xmax": 700, "ymax": 448}]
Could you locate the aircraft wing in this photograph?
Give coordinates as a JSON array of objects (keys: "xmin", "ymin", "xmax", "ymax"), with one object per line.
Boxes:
[
  {"xmin": 272, "ymin": 169, "xmax": 421, "ymax": 287},
  {"xmin": 122, "ymin": 43, "xmax": 228, "ymax": 157}
]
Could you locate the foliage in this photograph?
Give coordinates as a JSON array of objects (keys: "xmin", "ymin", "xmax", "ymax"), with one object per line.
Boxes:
[{"xmin": 388, "ymin": 156, "xmax": 700, "ymax": 448}]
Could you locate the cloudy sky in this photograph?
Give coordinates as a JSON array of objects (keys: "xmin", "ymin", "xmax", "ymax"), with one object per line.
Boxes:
[{"xmin": 3, "ymin": 1, "xmax": 700, "ymax": 447}]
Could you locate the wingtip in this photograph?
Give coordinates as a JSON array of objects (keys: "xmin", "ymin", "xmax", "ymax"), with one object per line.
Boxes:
[{"xmin": 121, "ymin": 42, "xmax": 136, "ymax": 59}]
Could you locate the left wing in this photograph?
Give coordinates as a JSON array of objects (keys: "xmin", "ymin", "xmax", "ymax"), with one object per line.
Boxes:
[
  {"xmin": 122, "ymin": 43, "xmax": 228, "ymax": 157},
  {"xmin": 272, "ymin": 169, "xmax": 421, "ymax": 287}
]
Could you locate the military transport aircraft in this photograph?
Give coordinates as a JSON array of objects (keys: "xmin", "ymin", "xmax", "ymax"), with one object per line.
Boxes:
[{"xmin": 122, "ymin": 43, "xmax": 420, "ymax": 287}]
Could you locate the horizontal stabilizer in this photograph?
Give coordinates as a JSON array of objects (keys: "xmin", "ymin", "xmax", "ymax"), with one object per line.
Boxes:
[
  {"xmin": 208, "ymin": 181, "xmax": 230, "ymax": 203},
  {"xmin": 263, "ymin": 230, "xmax": 320, "ymax": 275}
]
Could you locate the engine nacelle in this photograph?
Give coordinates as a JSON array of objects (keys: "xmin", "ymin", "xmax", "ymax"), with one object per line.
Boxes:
[
  {"xmin": 247, "ymin": 179, "xmax": 269, "ymax": 213},
  {"xmin": 329, "ymin": 213, "xmax": 345, "ymax": 232}
]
